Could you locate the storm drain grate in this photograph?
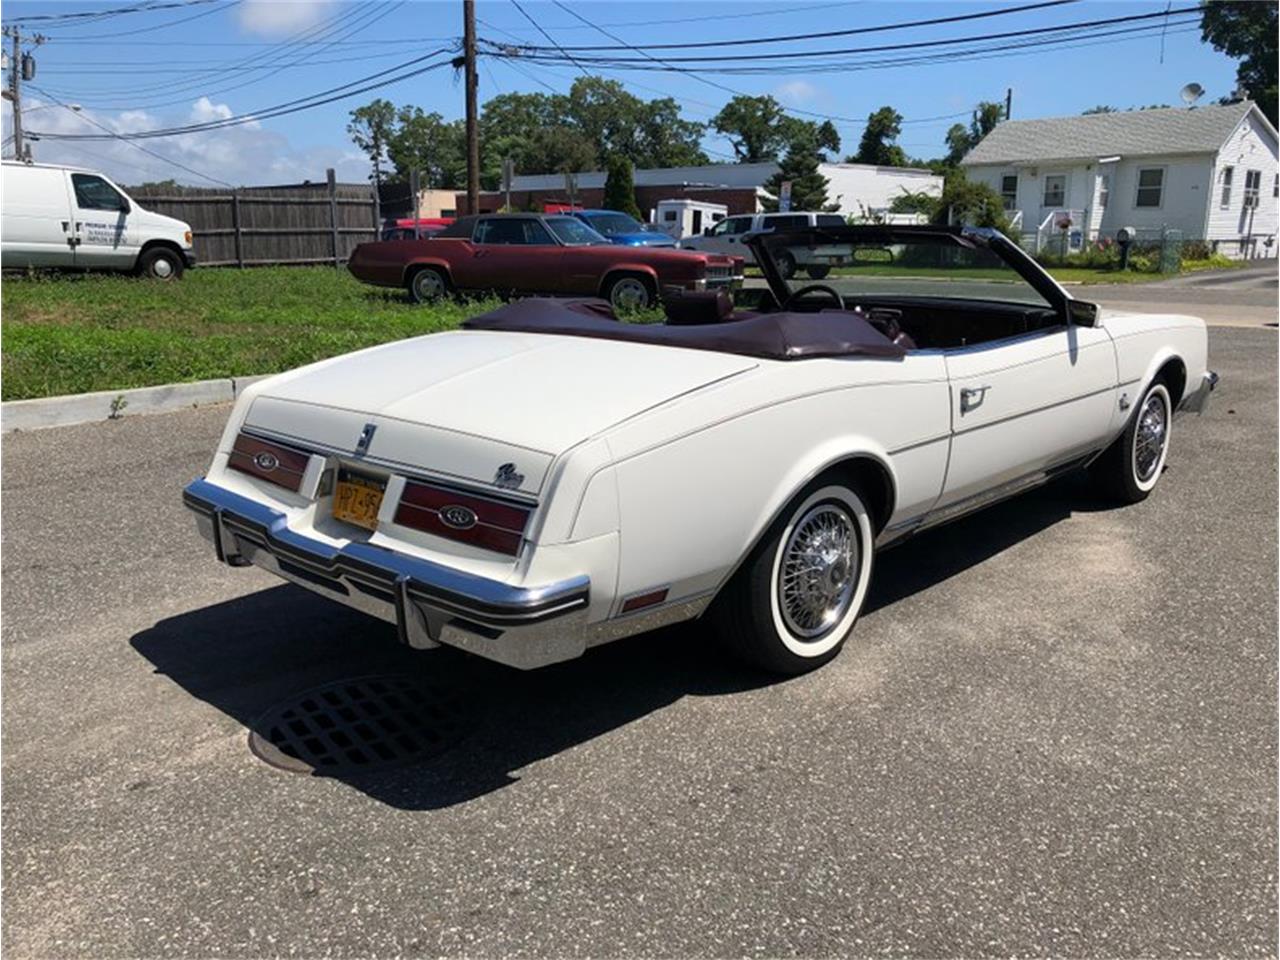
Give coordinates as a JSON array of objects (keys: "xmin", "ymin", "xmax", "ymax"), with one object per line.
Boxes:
[{"xmin": 248, "ymin": 674, "xmax": 469, "ymax": 775}]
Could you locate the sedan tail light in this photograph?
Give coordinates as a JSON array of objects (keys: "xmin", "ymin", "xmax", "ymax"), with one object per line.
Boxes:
[
  {"xmin": 394, "ymin": 480, "xmax": 532, "ymax": 556},
  {"xmin": 227, "ymin": 432, "xmax": 309, "ymax": 492}
]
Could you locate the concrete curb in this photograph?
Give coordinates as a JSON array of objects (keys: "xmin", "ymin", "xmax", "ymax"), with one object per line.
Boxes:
[{"xmin": 2, "ymin": 374, "xmax": 271, "ymax": 433}]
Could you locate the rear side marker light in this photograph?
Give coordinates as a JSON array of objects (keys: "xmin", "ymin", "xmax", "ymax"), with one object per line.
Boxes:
[
  {"xmin": 621, "ymin": 588, "xmax": 669, "ymax": 614},
  {"xmin": 394, "ymin": 480, "xmax": 531, "ymax": 557},
  {"xmin": 228, "ymin": 432, "xmax": 309, "ymax": 492}
]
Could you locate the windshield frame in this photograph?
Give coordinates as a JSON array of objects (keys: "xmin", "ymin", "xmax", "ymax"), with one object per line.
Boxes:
[{"xmin": 746, "ymin": 224, "xmax": 1087, "ymax": 324}]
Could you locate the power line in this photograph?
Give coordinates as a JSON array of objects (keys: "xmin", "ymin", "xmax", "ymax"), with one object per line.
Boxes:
[
  {"xmin": 28, "ymin": 83, "xmax": 234, "ymax": 186},
  {"xmin": 28, "ymin": 49, "xmax": 455, "ymax": 141},
  {"xmin": 515, "ymin": 0, "xmax": 1081, "ymax": 52},
  {"xmin": 500, "ymin": 5, "xmax": 1200, "ymax": 64},
  {"xmin": 38, "ymin": 0, "xmax": 236, "ymax": 39},
  {"xmin": 3, "ymin": 0, "xmax": 219, "ymax": 25},
  {"xmin": 508, "ymin": 0, "xmax": 591, "ymax": 78}
]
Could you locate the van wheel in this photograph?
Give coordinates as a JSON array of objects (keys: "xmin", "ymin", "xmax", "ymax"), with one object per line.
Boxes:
[
  {"xmin": 137, "ymin": 247, "xmax": 183, "ymax": 280},
  {"xmin": 711, "ymin": 477, "xmax": 875, "ymax": 675},
  {"xmin": 805, "ymin": 265, "xmax": 831, "ymax": 280}
]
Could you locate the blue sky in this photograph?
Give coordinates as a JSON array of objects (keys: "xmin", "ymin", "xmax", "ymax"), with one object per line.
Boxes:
[{"xmin": 1, "ymin": 0, "xmax": 1243, "ymax": 185}]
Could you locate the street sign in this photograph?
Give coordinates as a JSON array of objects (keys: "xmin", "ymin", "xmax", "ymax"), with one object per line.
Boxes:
[{"xmin": 779, "ymin": 180, "xmax": 793, "ymax": 213}]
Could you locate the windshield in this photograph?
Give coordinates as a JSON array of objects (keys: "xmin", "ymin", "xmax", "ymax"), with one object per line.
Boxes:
[
  {"xmin": 545, "ymin": 217, "xmax": 608, "ymax": 245},
  {"xmin": 770, "ymin": 234, "xmax": 1053, "ymax": 308},
  {"xmin": 583, "ymin": 212, "xmax": 645, "ymax": 236}
]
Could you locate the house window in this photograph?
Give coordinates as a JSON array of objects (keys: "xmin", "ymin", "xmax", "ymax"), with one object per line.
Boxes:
[
  {"xmin": 1042, "ymin": 175, "xmax": 1065, "ymax": 207},
  {"xmin": 1099, "ymin": 174, "xmax": 1111, "ymax": 209},
  {"xmin": 1000, "ymin": 174, "xmax": 1018, "ymax": 211},
  {"xmin": 1135, "ymin": 168, "xmax": 1164, "ymax": 208},
  {"xmin": 1220, "ymin": 166, "xmax": 1233, "ymax": 208},
  {"xmin": 1244, "ymin": 169, "xmax": 1262, "ymax": 208}
]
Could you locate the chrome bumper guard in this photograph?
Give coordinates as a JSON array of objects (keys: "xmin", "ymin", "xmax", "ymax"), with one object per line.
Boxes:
[
  {"xmin": 1177, "ymin": 370, "xmax": 1219, "ymax": 416},
  {"xmin": 182, "ymin": 478, "xmax": 590, "ymax": 657}
]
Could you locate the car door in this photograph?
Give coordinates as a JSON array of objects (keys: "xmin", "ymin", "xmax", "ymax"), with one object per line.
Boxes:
[
  {"xmin": 453, "ymin": 217, "xmax": 561, "ymax": 294},
  {"xmin": 937, "ymin": 321, "xmax": 1118, "ymax": 509},
  {"xmin": 685, "ymin": 215, "xmax": 754, "ymax": 260},
  {"xmin": 68, "ymin": 171, "xmax": 139, "ymax": 269},
  {"xmin": 1, "ymin": 164, "xmax": 77, "ymax": 267}
]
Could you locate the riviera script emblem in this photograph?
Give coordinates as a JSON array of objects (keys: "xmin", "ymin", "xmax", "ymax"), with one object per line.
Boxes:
[
  {"xmin": 494, "ymin": 462, "xmax": 524, "ymax": 490},
  {"xmin": 439, "ymin": 505, "xmax": 478, "ymax": 530},
  {"xmin": 252, "ymin": 451, "xmax": 279, "ymax": 472}
]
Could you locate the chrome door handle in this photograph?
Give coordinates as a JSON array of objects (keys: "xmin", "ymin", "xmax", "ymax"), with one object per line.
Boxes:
[{"xmin": 959, "ymin": 385, "xmax": 990, "ymax": 412}]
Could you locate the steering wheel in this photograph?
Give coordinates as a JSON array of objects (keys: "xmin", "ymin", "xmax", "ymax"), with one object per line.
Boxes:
[{"xmin": 783, "ymin": 284, "xmax": 845, "ymax": 311}]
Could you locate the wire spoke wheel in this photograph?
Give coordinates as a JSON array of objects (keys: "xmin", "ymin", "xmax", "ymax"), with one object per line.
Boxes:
[
  {"xmin": 776, "ymin": 503, "xmax": 858, "ymax": 641},
  {"xmin": 1133, "ymin": 390, "xmax": 1169, "ymax": 482}
]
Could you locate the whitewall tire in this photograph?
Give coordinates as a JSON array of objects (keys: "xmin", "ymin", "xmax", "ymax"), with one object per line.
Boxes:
[
  {"xmin": 712, "ymin": 478, "xmax": 875, "ymax": 674},
  {"xmin": 1091, "ymin": 379, "xmax": 1173, "ymax": 503}
]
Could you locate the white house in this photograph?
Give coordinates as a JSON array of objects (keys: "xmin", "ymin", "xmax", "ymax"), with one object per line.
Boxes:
[
  {"xmin": 961, "ymin": 101, "xmax": 1279, "ymax": 257},
  {"xmin": 506, "ymin": 160, "xmax": 943, "ymax": 219}
]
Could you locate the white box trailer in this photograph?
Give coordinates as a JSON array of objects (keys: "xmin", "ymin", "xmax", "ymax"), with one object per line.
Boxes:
[{"xmin": 650, "ymin": 199, "xmax": 728, "ymax": 240}]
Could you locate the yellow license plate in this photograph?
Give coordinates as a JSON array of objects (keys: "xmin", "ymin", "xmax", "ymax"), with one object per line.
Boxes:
[{"xmin": 332, "ymin": 470, "xmax": 386, "ymax": 531}]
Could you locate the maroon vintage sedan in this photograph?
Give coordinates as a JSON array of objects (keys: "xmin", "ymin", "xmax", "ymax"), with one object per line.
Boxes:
[{"xmin": 348, "ymin": 213, "xmax": 743, "ymax": 311}]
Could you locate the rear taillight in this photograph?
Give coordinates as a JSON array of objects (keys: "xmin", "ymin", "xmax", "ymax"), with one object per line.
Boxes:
[
  {"xmin": 394, "ymin": 480, "xmax": 531, "ymax": 556},
  {"xmin": 227, "ymin": 432, "xmax": 309, "ymax": 492}
]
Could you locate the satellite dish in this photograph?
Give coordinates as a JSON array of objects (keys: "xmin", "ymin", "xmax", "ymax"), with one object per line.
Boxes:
[{"xmin": 1180, "ymin": 82, "xmax": 1205, "ymax": 105}]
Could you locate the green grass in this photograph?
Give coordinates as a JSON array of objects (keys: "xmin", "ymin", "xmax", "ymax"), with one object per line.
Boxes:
[{"xmin": 1, "ymin": 267, "xmax": 492, "ymax": 401}]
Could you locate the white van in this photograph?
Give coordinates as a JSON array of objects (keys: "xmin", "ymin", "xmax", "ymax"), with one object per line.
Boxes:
[
  {"xmin": 678, "ymin": 210, "xmax": 849, "ymax": 278},
  {"xmin": 2, "ymin": 160, "xmax": 195, "ymax": 278},
  {"xmin": 650, "ymin": 198, "xmax": 728, "ymax": 241}
]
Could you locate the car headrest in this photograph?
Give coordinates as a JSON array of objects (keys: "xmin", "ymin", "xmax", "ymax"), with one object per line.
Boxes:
[{"xmin": 663, "ymin": 289, "xmax": 734, "ymax": 326}]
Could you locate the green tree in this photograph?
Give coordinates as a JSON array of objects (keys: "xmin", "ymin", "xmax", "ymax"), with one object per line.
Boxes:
[
  {"xmin": 852, "ymin": 106, "xmax": 907, "ymax": 166},
  {"xmin": 941, "ymin": 100, "xmax": 1006, "ymax": 166},
  {"xmin": 385, "ymin": 107, "xmax": 465, "ymax": 188},
  {"xmin": 761, "ymin": 127, "xmax": 833, "ymax": 212},
  {"xmin": 1082, "ymin": 105, "xmax": 1119, "ymax": 114},
  {"xmin": 1201, "ymin": 0, "xmax": 1278, "ymax": 125},
  {"xmin": 347, "ymin": 98, "xmax": 397, "ymax": 185},
  {"xmin": 929, "ymin": 170, "xmax": 1011, "ymax": 233},
  {"xmin": 712, "ymin": 94, "xmax": 792, "ymax": 162},
  {"xmin": 602, "ymin": 154, "xmax": 642, "ymax": 219}
]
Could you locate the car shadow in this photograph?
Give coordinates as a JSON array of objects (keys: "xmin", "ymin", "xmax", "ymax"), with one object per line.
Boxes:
[{"xmin": 130, "ymin": 470, "xmax": 1115, "ymax": 811}]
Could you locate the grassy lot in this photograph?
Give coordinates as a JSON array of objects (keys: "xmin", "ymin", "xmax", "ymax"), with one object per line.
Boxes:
[{"xmin": 1, "ymin": 268, "xmax": 491, "ymax": 401}]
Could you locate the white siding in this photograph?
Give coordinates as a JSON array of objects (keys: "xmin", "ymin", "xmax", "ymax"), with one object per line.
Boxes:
[
  {"xmin": 1095, "ymin": 154, "xmax": 1215, "ymax": 238},
  {"xmin": 819, "ymin": 164, "xmax": 943, "ymax": 217},
  {"xmin": 1206, "ymin": 111, "xmax": 1279, "ymax": 253}
]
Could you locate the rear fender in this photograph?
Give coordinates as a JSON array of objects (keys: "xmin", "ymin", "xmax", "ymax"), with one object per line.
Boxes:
[{"xmin": 402, "ymin": 258, "xmax": 454, "ymax": 286}]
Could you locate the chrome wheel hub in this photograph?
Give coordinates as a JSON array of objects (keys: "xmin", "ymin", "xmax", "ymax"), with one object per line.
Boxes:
[
  {"xmin": 1134, "ymin": 392, "xmax": 1168, "ymax": 482},
  {"xmin": 778, "ymin": 504, "xmax": 858, "ymax": 640},
  {"xmin": 153, "ymin": 258, "xmax": 174, "ymax": 278},
  {"xmin": 414, "ymin": 271, "xmax": 443, "ymax": 300},
  {"xmin": 611, "ymin": 278, "xmax": 648, "ymax": 311}
]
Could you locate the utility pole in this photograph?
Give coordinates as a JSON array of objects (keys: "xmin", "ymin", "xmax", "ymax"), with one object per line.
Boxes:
[
  {"xmin": 1005, "ymin": 87, "xmax": 1013, "ymax": 121},
  {"xmin": 463, "ymin": 0, "xmax": 479, "ymax": 214},
  {"xmin": 2, "ymin": 27, "xmax": 45, "ymax": 162}
]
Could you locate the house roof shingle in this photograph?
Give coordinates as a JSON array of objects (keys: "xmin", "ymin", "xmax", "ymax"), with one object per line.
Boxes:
[{"xmin": 960, "ymin": 101, "xmax": 1262, "ymax": 166}]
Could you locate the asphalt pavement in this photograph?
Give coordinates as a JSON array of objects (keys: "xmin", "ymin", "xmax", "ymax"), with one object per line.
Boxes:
[{"xmin": 2, "ymin": 326, "xmax": 1276, "ymax": 958}]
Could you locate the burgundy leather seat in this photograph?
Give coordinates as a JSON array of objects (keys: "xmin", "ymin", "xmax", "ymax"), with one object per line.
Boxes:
[{"xmin": 662, "ymin": 289, "xmax": 734, "ymax": 326}]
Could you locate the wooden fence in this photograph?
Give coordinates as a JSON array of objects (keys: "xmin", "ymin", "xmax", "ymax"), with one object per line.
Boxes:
[{"xmin": 126, "ymin": 169, "xmax": 380, "ymax": 268}]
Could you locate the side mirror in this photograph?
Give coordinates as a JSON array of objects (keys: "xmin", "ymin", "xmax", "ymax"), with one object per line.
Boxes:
[
  {"xmin": 1067, "ymin": 299, "xmax": 1098, "ymax": 327},
  {"xmin": 120, "ymin": 199, "xmax": 131, "ymax": 215}
]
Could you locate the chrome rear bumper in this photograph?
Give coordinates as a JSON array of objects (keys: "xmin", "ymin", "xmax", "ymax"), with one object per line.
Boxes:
[{"xmin": 183, "ymin": 478, "xmax": 590, "ymax": 666}]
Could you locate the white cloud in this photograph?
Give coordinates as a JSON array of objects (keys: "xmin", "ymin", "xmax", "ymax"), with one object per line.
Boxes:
[
  {"xmin": 8, "ymin": 96, "xmax": 369, "ymax": 187},
  {"xmin": 236, "ymin": 0, "xmax": 334, "ymax": 37},
  {"xmin": 774, "ymin": 80, "xmax": 821, "ymax": 106}
]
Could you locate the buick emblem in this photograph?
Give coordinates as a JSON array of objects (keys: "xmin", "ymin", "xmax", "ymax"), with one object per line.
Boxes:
[
  {"xmin": 439, "ymin": 505, "xmax": 478, "ymax": 530},
  {"xmin": 494, "ymin": 462, "xmax": 524, "ymax": 489},
  {"xmin": 252, "ymin": 451, "xmax": 280, "ymax": 472}
]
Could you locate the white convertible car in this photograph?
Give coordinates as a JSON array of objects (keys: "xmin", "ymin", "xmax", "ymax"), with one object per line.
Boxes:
[{"xmin": 184, "ymin": 225, "xmax": 1216, "ymax": 674}]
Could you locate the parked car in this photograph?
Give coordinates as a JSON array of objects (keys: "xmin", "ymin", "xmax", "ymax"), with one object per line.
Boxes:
[
  {"xmin": 185, "ymin": 224, "xmax": 1214, "ymax": 676},
  {"xmin": 380, "ymin": 217, "xmax": 453, "ymax": 241},
  {"xmin": 679, "ymin": 210, "xmax": 849, "ymax": 278},
  {"xmin": 347, "ymin": 213, "xmax": 741, "ymax": 311},
  {"xmin": 569, "ymin": 209, "xmax": 675, "ymax": 247},
  {"xmin": 1, "ymin": 160, "xmax": 195, "ymax": 278}
]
